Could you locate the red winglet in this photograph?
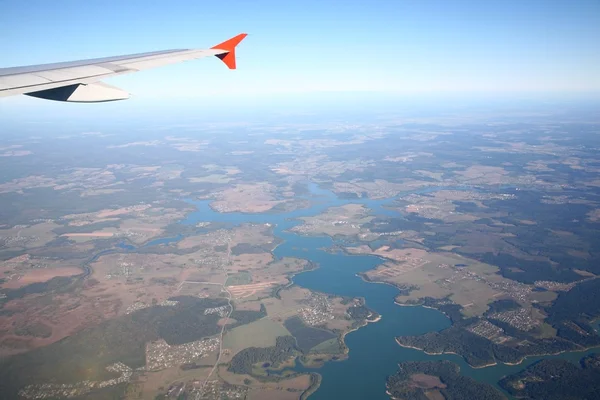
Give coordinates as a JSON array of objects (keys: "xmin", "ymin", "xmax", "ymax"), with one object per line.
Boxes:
[{"xmin": 211, "ymin": 33, "xmax": 248, "ymax": 69}]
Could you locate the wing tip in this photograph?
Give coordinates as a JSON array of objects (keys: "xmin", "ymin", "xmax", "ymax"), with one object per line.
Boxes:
[{"xmin": 211, "ymin": 33, "xmax": 248, "ymax": 69}]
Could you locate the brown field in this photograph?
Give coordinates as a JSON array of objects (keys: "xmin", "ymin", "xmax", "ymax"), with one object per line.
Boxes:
[
  {"xmin": 410, "ymin": 373, "xmax": 446, "ymax": 389},
  {"xmin": 210, "ymin": 183, "xmax": 285, "ymax": 213},
  {"xmin": 1, "ymin": 267, "xmax": 82, "ymax": 289},
  {"xmin": 61, "ymin": 205, "xmax": 189, "ymax": 244},
  {"xmin": 360, "ymin": 247, "xmax": 541, "ymax": 317},
  {"xmin": 262, "ymin": 286, "xmax": 312, "ymax": 319},
  {"xmin": 348, "ymin": 246, "xmax": 428, "ymax": 263},
  {"xmin": 0, "ymin": 255, "xmax": 84, "ymax": 290},
  {"xmin": 0, "ymin": 221, "xmax": 60, "ymax": 250},
  {"xmin": 88, "ymin": 252, "xmax": 187, "ymax": 313},
  {"xmin": 219, "ymin": 365, "xmax": 311, "ymax": 399},
  {"xmin": 178, "ymin": 223, "xmax": 272, "ymax": 250},
  {"xmin": 425, "ymin": 390, "xmax": 445, "ymax": 400},
  {"xmin": 62, "ymin": 232, "xmax": 115, "ymax": 238},
  {"xmin": 68, "ymin": 217, "xmax": 120, "ymax": 227},
  {"xmin": 231, "ymin": 253, "xmax": 274, "ymax": 271},
  {"xmin": 291, "ymin": 204, "xmax": 374, "ymax": 237},
  {"xmin": 223, "ymin": 257, "xmax": 308, "ymax": 302},
  {"xmin": 332, "ymin": 179, "xmax": 432, "ymax": 199},
  {"xmin": 178, "ymin": 282, "xmax": 224, "ymax": 298},
  {"xmin": 587, "ymin": 209, "xmax": 600, "ymax": 222},
  {"xmin": 181, "ymin": 270, "xmax": 227, "ymax": 285},
  {"xmin": 228, "ymin": 281, "xmax": 278, "ymax": 298},
  {"xmin": 0, "ymin": 288, "xmax": 123, "ymax": 356},
  {"xmin": 96, "ymin": 205, "xmax": 151, "ymax": 218}
]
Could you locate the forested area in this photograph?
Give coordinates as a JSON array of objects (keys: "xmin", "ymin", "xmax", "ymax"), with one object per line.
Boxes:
[
  {"xmin": 157, "ymin": 297, "xmax": 226, "ymax": 345},
  {"xmin": 397, "ymin": 321, "xmax": 580, "ymax": 368},
  {"xmin": 229, "ymin": 304, "xmax": 267, "ymax": 328},
  {"xmin": 500, "ymin": 354, "xmax": 600, "ymax": 399},
  {"xmin": 228, "ymin": 336, "xmax": 297, "ymax": 375},
  {"xmin": 346, "ymin": 304, "xmax": 371, "ymax": 320},
  {"xmin": 386, "ymin": 360, "xmax": 505, "ymax": 400},
  {"xmin": 547, "ymin": 279, "xmax": 600, "ymax": 323}
]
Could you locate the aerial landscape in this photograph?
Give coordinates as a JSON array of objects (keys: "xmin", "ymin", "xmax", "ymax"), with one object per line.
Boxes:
[
  {"xmin": 1, "ymin": 99, "xmax": 600, "ymax": 399},
  {"xmin": 2, "ymin": 0, "xmax": 600, "ymax": 399}
]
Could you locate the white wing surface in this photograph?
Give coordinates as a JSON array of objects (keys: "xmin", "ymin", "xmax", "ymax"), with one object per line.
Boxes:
[{"xmin": 0, "ymin": 33, "xmax": 247, "ymax": 102}]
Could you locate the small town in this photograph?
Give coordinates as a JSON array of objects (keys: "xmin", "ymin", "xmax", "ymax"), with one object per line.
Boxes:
[
  {"xmin": 145, "ymin": 338, "xmax": 220, "ymax": 371},
  {"xmin": 105, "ymin": 260, "xmax": 138, "ymax": 280},
  {"xmin": 299, "ymin": 292, "xmax": 335, "ymax": 326},
  {"xmin": 534, "ymin": 280, "xmax": 577, "ymax": 291},
  {"xmin": 488, "ymin": 308, "xmax": 540, "ymax": 331},
  {"xmin": 18, "ymin": 363, "xmax": 133, "ymax": 399},
  {"xmin": 487, "ymin": 280, "xmax": 531, "ymax": 302},
  {"xmin": 191, "ymin": 380, "xmax": 247, "ymax": 400},
  {"xmin": 466, "ymin": 319, "xmax": 506, "ymax": 342},
  {"xmin": 125, "ymin": 299, "xmax": 179, "ymax": 314}
]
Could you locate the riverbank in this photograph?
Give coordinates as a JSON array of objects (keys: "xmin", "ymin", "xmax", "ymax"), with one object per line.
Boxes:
[
  {"xmin": 395, "ymin": 337, "xmax": 600, "ymax": 370},
  {"xmin": 300, "ymin": 372, "xmax": 322, "ymax": 400}
]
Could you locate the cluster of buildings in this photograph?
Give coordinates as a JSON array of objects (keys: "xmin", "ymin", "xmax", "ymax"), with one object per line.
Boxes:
[
  {"xmin": 190, "ymin": 249, "xmax": 228, "ymax": 267},
  {"xmin": 466, "ymin": 319, "xmax": 506, "ymax": 342},
  {"xmin": 125, "ymin": 299, "xmax": 179, "ymax": 314},
  {"xmin": 191, "ymin": 380, "xmax": 246, "ymax": 400},
  {"xmin": 115, "ymin": 230, "xmax": 148, "ymax": 240},
  {"xmin": 185, "ymin": 229, "xmax": 235, "ymax": 267},
  {"xmin": 489, "ymin": 308, "xmax": 540, "ymax": 331},
  {"xmin": 125, "ymin": 301, "xmax": 149, "ymax": 314},
  {"xmin": 105, "ymin": 261, "xmax": 138, "ymax": 280},
  {"xmin": 487, "ymin": 280, "xmax": 531, "ymax": 302},
  {"xmin": 145, "ymin": 338, "xmax": 219, "ymax": 371},
  {"xmin": 293, "ymin": 217, "xmax": 362, "ymax": 234},
  {"xmin": 2, "ymin": 234, "xmax": 37, "ymax": 246},
  {"xmin": 299, "ymin": 293, "xmax": 335, "ymax": 326},
  {"xmin": 204, "ymin": 305, "xmax": 230, "ymax": 317},
  {"xmin": 18, "ymin": 363, "xmax": 133, "ymax": 399},
  {"xmin": 534, "ymin": 280, "xmax": 577, "ymax": 291}
]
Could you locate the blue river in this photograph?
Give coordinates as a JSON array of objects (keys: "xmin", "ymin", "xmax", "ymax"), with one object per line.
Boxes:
[{"xmin": 145, "ymin": 182, "xmax": 597, "ymax": 399}]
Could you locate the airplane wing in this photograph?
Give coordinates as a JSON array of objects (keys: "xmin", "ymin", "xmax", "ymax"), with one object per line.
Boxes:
[{"xmin": 0, "ymin": 33, "xmax": 247, "ymax": 103}]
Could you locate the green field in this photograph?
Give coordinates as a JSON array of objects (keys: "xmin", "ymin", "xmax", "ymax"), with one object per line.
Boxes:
[
  {"xmin": 223, "ymin": 318, "xmax": 291, "ymax": 353},
  {"xmin": 225, "ymin": 271, "xmax": 252, "ymax": 286},
  {"xmin": 310, "ymin": 338, "xmax": 342, "ymax": 354}
]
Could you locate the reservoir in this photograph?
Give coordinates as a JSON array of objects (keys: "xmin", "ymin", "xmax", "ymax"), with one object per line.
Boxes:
[{"xmin": 178, "ymin": 183, "xmax": 597, "ymax": 399}]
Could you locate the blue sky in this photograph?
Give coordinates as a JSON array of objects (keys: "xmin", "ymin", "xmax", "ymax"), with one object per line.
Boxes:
[{"xmin": 1, "ymin": 0, "xmax": 599, "ymax": 115}]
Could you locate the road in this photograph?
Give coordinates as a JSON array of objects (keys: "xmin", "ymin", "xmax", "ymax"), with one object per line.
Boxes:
[{"xmin": 200, "ymin": 241, "xmax": 234, "ymax": 396}]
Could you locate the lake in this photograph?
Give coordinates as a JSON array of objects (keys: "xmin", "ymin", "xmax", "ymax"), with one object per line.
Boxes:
[{"xmin": 178, "ymin": 182, "xmax": 597, "ymax": 399}]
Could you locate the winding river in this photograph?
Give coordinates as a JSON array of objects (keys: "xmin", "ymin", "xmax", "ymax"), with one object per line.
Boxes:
[{"xmin": 173, "ymin": 183, "xmax": 597, "ymax": 399}]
